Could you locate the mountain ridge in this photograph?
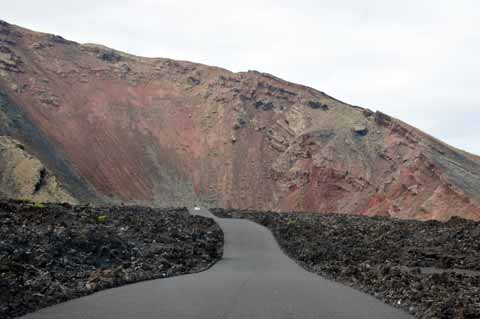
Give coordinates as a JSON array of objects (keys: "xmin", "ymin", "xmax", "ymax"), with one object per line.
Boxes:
[{"xmin": 0, "ymin": 19, "xmax": 479, "ymax": 220}]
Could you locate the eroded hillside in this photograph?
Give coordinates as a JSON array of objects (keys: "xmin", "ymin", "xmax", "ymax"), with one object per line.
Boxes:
[
  {"xmin": 0, "ymin": 136, "xmax": 75, "ymax": 203},
  {"xmin": 1, "ymin": 20, "xmax": 479, "ymax": 220}
]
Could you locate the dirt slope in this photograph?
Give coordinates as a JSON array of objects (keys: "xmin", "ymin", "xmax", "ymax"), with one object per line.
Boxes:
[
  {"xmin": 0, "ymin": 20, "xmax": 479, "ymax": 220},
  {"xmin": 0, "ymin": 136, "xmax": 75, "ymax": 203}
]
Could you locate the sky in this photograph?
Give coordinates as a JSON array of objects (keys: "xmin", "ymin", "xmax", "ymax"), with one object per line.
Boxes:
[{"xmin": 3, "ymin": 0, "xmax": 480, "ymax": 154}]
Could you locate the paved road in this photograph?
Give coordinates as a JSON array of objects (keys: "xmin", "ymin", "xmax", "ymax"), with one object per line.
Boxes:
[{"xmin": 22, "ymin": 208, "xmax": 413, "ymax": 319}]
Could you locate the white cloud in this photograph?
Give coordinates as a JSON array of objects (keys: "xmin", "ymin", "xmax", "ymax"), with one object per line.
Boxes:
[{"xmin": 3, "ymin": 0, "xmax": 480, "ymax": 154}]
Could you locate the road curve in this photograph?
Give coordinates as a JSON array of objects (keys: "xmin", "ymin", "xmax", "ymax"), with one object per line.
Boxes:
[{"xmin": 22, "ymin": 208, "xmax": 413, "ymax": 319}]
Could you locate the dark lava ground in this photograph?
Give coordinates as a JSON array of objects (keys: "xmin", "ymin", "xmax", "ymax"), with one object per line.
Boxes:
[
  {"xmin": 0, "ymin": 201, "xmax": 223, "ymax": 319},
  {"xmin": 212, "ymin": 209, "xmax": 480, "ymax": 319}
]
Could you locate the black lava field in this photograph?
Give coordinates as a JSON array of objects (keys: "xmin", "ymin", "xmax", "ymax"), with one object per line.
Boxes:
[
  {"xmin": 0, "ymin": 201, "xmax": 223, "ymax": 319},
  {"xmin": 212, "ymin": 208, "xmax": 480, "ymax": 319}
]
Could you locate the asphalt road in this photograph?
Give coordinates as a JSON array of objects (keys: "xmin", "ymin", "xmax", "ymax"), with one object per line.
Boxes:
[{"xmin": 22, "ymin": 208, "xmax": 413, "ymax": 319}]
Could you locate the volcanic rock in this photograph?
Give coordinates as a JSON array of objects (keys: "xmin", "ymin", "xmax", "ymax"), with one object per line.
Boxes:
[
  {"xmin": 307, "ymin": 100, "xmax": 328, "ymax": 110},
  {"xmin": 353, "ymin": 125, "xmax": 368, "ymax": 136},
  {"xmin": 0, "ymin": 46, "xmax": 21, "ymax": 72},
  {"xmin": 212, "ymin": 208, "xmax": 480, "ymax": 319},
  {"xmin": 0, "ymin": 201, "xmax": 223, "ymax": 319},
  {"xmin": 98, "ymin": 50, "xmax": 121, "ymax": 63}
]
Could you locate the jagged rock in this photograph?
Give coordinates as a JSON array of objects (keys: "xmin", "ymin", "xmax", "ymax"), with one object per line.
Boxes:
[
  {"xmin": 212, "ymin": 209, "xmax": 480, "ymax": 319},
  {"xmin": 363, "ymin": 108, "xmax": 374, "ymax": 117},
  {"xmin": 255, "ymin": 100, "xmax": 274, "ymax": 111},
  {"xmin": 0, "ymin": 38, "xmax": 16, "ymax": 46},
  {"xmin": 31, "ymin": 42, "xmax": 53, "ymax": 50},
  {"xmin": 38, "ymin": 92, "xmax": 60, "ymax": 107},
  {"xmin": 233, "ymin": 117, "xmax": 247, "ymax": 130},
  {"xmin": 0, "ymin": 20, "xmax": 10, "ymax": 35},
  {"xmin": 187, "ymin": 76, "xmax": 200, "ymax": 86},
  {"xmin": 0, "ymin": 46, "xmax": 21, "ymax": 72},
  {"xmin": 307, "ymin": 100, "xmax": 328, "ymax": 110},
  {"xmin": 353, "ymin": 125, "xmax": 369, "ymax": 136},
  {"xmin": 98, "ymin": 50, "xmax": 121, "ymax": 63},
  {"xmin": 46, "ymin": 34, "xmax": 70, "ymax": 45},
  {"xmin": 0, "ymin": 202, "xmax": 223, "ymax": 319},
  {"xmin": 375, "ymin": 111, "xmax": 392, "ymax": 126},
  {"xmin": 255, "ymin": 78, "xmax": 297, "ymax": 97}
]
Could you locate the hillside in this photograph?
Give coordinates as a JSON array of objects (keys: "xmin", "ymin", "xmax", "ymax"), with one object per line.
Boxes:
[
  {"xmin": 0, "ymin": 136, "xmax": 75, "ymax": 203},
  {"xmin": 1, "ymin": 20, "xmax": 479, "ymax": 220}
]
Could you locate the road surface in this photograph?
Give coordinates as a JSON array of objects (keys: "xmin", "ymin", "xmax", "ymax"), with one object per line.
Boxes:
[{"xmin": 22, "ymin": 208, "xmax": 413, "ymax": 319}]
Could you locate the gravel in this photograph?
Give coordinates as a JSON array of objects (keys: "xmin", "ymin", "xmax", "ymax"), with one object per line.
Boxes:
[
  {"xmin": 0, "ymin": 201, "xmax": 223, "ymax": 319},
  {"xmin": 211, "ymin": 208, "xmax": 480, "ymax": 319}
]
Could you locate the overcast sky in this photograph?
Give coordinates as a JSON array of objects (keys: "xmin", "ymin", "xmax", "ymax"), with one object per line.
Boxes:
[{"xmin": 4, "ymin": 0, "xmax": 480, "ymax": 154}]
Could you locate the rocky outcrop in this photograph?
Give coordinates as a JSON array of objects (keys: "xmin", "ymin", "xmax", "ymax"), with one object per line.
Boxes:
[
  {"xmin": 0, "ymin": 20, "xmax": 479, "ymax": 220},
  {"xmin": 0, "ymin": 136, "xmax": 76, "ymax": 203}
]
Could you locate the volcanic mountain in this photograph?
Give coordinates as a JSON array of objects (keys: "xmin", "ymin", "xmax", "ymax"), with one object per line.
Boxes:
[{"xmin": 1, "ymin": 20, "xmax": 479, "ymax": 220}]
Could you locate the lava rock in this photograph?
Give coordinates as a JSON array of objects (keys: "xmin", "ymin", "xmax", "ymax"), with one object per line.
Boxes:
[
  {"xmin": 0, "ymin": 46, "xmax": 22, "ymax": 72},
  {"xmin": 46, "ymin": 34, "xmax": 70, "ymax": 45},
  {"xmin": 255, "ymin": 100, "xmax": 274, "ymax": 111},
  {"xmin": 375, "ymin": 111, "xmax": 392, "ymax": 126},
  {"xmin": 307, "ymin": 101, "xmax": 328, "ymax": 110},
  {"xmin": 98, "ymin": 50, "xmax": 121, "ymax": 63},
  {"xmin": 0, "ymin": 201, "xmax": 223, "ymax": 319},
  {"xmin": 187, "ymin": 76, "xmax": 200, "ymax": 86},
  {"xmin": 353, "ymin": 125, "xmax": 369, "ymax": 137},
  {"xmin": 211, "ymin": 208, "xmax": 480, "ymax": 319}
]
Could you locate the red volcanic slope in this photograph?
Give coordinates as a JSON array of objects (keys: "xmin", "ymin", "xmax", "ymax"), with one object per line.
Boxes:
[{"xmin": 1, "ymin": 20, "xmax": 480, "ymax": 220}]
